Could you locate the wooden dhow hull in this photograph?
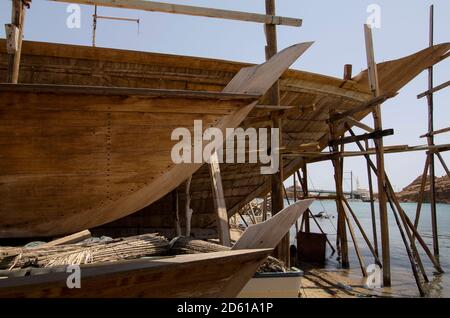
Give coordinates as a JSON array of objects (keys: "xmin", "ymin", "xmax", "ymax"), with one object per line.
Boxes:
[
  {"xmin": 0, "ymin": 249, "xmax": 272, "ymax": 298},
  {"xmin": 0, "ymin": 41, "xmax": 313, "ymax": 238},
  {"xmin": 1, "ymin": 40, "xmax": 448, "ymax": 236}
]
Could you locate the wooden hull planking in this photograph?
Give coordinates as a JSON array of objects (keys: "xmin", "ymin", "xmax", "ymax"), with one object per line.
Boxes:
[{"xmin": 0, "ymin": 249, "xmax": 272, "ymax": 298}]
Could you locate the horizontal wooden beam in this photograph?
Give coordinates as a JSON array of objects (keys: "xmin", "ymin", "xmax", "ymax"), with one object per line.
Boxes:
[
  {"xmin": 329, "ymin": 129, "xmax": 394, "ymax": 147},
  {"xmin": 420, "ymin": 126, "xmax": 450, "ymax": 138},
  {"xmin": 50, "ymin": 0, "xmax": 302, "ymax": 27},
  {"xmin": 255, "ymin": 105, "xmax": 293, "ymax": 111},
  {"xmin": 289, "ymin": 143, "xmax": 450, "ymax": 163},
  {"xmin": 417, "ymin": 80, "xmax": 450, "ymax": 99},
  {"xmin": 0, "ymin": 83, "xmax": 260, "ymax": 100},
  {"xmin": 344, "ymin": 116, "xmax": 375, "ymax": 133},
  {"xmin": 330, "ymin": 95, "xmax": 390, "ymax": 122}
]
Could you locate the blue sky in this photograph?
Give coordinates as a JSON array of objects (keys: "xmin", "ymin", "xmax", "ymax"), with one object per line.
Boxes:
[{"xmin": 1, "ymin": 0, "xmax": 449, "ymax": 192}]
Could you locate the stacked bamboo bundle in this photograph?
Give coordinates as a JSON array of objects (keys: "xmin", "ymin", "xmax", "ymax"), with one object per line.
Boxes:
[{"xmin": 0, "ymin": 234, "xmax": 170, "ymax": 269}]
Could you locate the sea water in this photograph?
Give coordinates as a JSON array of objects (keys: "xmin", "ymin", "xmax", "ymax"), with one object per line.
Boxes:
[{"xmin": 288, "ymin": 199, "xmax": 450, "ymax": 297}]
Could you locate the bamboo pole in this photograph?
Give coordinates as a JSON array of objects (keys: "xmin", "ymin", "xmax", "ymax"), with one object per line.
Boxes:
[{"xmin": 364, "ymin": 24, "xmax": 390, "ymax": 286}]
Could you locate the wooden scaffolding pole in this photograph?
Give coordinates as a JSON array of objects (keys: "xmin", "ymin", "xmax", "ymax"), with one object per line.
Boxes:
[
  {"xmin": 349, "ymin": 131, "xmax": 433, "ymax": 296},
  {"xmin": 301, "ymin": 163, "xmax": 310, "ymax": 232},
  {"xmin": 51, "ymin": 0, "xmax": 302, "ymax": 27},
  {"xmin": 365, "ymin": 139, "xmax": 379, "ymax": 258},
  {"xmin": 349, "ymin": 128, "xmax": 444, "ymax": 275},
  {"xmin": 364, "ymin": 24, "xmax": 391, "ymax": 286},
  {"xmin": 185, "ymin": 176, "xmax": 193, "ymax": 237},
  {"xmin": 5, "ymin": 0, "xmax": 29, "ymax": 83},
  {"xmin": 329, "ymin": 111, "xmax": 349, "ymax": 268},
  {"xmin": 209, "ymin": 152, "xmax": 231, "ymax": 247},
  {"xmin": 427, "ymin": 4, "xmax": 439, "ymax": 256},
  {"xmin": 265, "ymin": 0, "xmax": 289, "ymax": 266}
]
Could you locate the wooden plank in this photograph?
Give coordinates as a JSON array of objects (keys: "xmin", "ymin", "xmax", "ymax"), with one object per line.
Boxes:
[
  {"xmin": 6, "ymin": 0, "xmax": 28, "ymax": 83},
  {"xmin": 233, "ymin": 199, "xmax": 313, "ymax": 250},
  {"xmin": 0, "ymin": 83, "xmax": 259, "ymax": 100},
  {"xmin": 344, "ymin": 116, "xmax": 375, "ymax": 133},
  {"xmin": 255, "ymin": 105, "xmax": 293, "ymax": 110},
  {"xmin": 330, "ymin": 95, "xmax": 389, "ymax": 122},
  {"xmin": 0, "ymin": 249, "xmax": 272, "ymax": 298},
  {"xmin": 50, "ymin": 0, "xmax": 302, "ymax": 27},
  {"xmin": 209, "ymin": 151, "xmax": 231, "ymax": 247},
  {"xmin": 223, "ymin": 41, "xmax": 313, "ymax": 95},
  {"xmin": 329, "ymin": 129, "xmax": 393, "ymax": 147},
  {"xmin": 417, "ymin": 80, "xmax": 450, "ymax": 99},
  {"xmin": 364, "ymin": 24, "xmax": 391, "ymax": 286},
  {"xmin": 420, "ymin": 126, "xmax": 450, "ymax": 138},
  {"xmin": 40, "ymin": 230, "xmax": 92, "ymax": 248}
]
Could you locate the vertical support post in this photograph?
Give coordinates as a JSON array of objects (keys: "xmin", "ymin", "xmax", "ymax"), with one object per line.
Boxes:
[
  {"xmin": 6, "ymin": 0, "xmax": 28, "ymax": 83},
  {"xmin": 329, "ymin": 113, "xmax": 349, "ymax": 268},
  {"xmin": 185, "ymin": 176, "xmax": 193, "ymax": 237},
  {"xmin": 173, "ymin": 190, "xmax": 181, "ymax": 237},
  {"xmin": 301, "ymin": 163, "xmax": 310, "ymax": 232},
  {"xmin": 92, "ymin": 5, "xmax": 98, "ymax": 47},
  {"xmin": 209, "ymin": 151, "xmax": 231, "ymax": 247},
  {"xmin": 350, "ymin": 171, "xmax": 354, "ymax": 200},
  {"xmin": 293, "ymin": 172, "xmax": 299, "ymax": 237},
  {"xmin": 262, "ymin": 195, "xmax": 268, "ymax": 221},
  {"xmin": 364, "ymin": 24, "xmax": 391, "ymax": 286},
  {"xmin": 427, "ymin": 5, "xmax": 439, "ymax": 256},
  {"xmin": 343, "ymin": 64, "xmax": 353, "ymax": 81},
  {"xmin": 293, "ymin": 172, "xmax": 297, "ymax": 202},
  {"xmin": 265, "ymin": 0, "xmax": 289, "ymax": 266}
]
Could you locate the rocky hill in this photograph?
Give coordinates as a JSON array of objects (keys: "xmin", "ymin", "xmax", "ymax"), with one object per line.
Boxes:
[{"xmin": 397, "ymin": 175, "xmax": 450, "ymax": 204}]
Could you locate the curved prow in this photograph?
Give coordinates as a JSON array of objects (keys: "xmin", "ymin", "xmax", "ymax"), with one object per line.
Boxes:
[
  {"xmin": 223, "ymin": 42, "xmax": 314, "ymax": 95},
  {"xmin": 232, "ymin": 199, "xmax": 314, "ymax": 250}
]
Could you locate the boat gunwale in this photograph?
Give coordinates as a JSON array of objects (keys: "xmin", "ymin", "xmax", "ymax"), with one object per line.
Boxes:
[
  {"xmin": 0, "ymin": 248, "xmax": 272, "ymax": 289},
  {"xmin": 0, "ymin": 83, "xmax": 261, "ymax": 101}
]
